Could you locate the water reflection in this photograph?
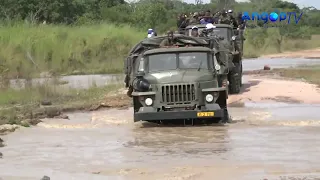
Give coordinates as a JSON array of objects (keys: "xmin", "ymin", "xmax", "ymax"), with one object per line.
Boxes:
[{"xmin": 125, "ymin": 126, "xmax": 231, "ymax": 156}]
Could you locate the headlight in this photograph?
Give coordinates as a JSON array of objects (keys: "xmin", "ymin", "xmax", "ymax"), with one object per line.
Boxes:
[
  {"xmin": 205, "ymin": 94, "xmax": 214, "ymax": 102},
  {"xmin": 145, "ymin": 98, "xmax": 153, "ymax": 106}
]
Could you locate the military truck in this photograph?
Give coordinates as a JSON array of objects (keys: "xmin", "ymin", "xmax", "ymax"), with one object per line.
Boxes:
[
  {"xmin": 124, "ymin": 34, "xmax": 231, "ymax": 125},
  {"xmin": 184, "ymin": 24, "xmax": 244, "ymax": 94}
]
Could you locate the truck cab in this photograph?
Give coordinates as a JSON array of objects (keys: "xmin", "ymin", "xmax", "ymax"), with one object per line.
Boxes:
[
  {"xmin": 130, "ymin": 46, "xmax": 229, "ymax": 124},
  {"xmin": 185, "ymin": 24, "xmax": 243, "ymax": 94}
]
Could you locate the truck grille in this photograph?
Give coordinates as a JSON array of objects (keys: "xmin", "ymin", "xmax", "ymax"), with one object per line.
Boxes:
[{"xmin": 161, "ymin": 84, "xmax": 196, "ymax": 103}]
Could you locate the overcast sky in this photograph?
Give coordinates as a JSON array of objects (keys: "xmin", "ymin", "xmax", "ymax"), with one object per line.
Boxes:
[{"xmin": 183, "ymin": 0, "xmax": 319, "ymax": 9}]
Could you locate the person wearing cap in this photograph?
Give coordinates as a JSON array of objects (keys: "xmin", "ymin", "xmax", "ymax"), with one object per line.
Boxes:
[
  {"xmin": 205, "ymin": 23, "xmax": 217, "ymax": 37},
  {"xmin": 191, "ymin": 26, "xmax": 199, "ymax": 37},
  {"xmin": 147, "ymin": 29, "xmax": 155, "ymax": 38},
  {"xmin": 227, "ymin": 10, "xmax": 238, "ymax": 27},
  {"xmin": 206, "ymin": 23, "xmax": 215, "ymax": 30},
  {"xmin": 199, "ymin": 23, "xmax": 215, "ymax": 37}
]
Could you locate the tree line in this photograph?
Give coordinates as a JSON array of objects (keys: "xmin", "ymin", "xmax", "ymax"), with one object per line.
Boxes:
[{"xmin": 1, "ymin": 0, "xmax": 320, "ymax": 34}]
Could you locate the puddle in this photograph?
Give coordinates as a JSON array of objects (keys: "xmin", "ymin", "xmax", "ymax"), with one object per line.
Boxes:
[
  {"xmin": 244, "ymin": 102, "xmax": 320, "ymax": 120},
  {"xmin": 243, "ymin": 57, "xmax": 320, "ymax": 71},
  {"xmin": 9, "ymin": 74, "xmax": 124, "ymax": 89}
]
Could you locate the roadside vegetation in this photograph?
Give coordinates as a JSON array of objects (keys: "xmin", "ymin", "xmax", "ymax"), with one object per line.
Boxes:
[
  {"xmin": 272, "ymin": 65, "xmax": 320, "ymax": 87},
  {"xmin": 1, "ymin": 0, "xmax": 320, "ymax": 77},
  {"xmin": 0, "ymin": 24, "xmax": 145, "ymax": 78}
]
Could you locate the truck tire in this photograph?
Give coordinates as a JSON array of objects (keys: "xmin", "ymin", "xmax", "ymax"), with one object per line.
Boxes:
[{"xmin": 228, "ymin": 64, "xmax": 241, "ymax": 94}]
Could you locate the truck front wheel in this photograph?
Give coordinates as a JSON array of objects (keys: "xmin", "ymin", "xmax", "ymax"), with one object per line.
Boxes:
[
  {"xmin": 228, "ymin": 64, "xmax": 241, "ymax": 94},
  {"xmin": 217, "ymin": 91, "xmax": 231, "ymax": 123}
]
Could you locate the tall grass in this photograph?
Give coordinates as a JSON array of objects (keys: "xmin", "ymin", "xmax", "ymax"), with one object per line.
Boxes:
[
  {"xmin": 1, "ymin": 23, "xmax": 320, "ymax": 78},
  {"xmin": 243, "ymin": 28, "xmax": 320, "ymax": 58},
  {"xmin": 0, "ymin": 23, "xmax": 145, "ymax": 78}
]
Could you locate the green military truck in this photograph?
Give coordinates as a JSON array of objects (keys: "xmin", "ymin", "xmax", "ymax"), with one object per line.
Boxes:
[
  {"xmin": 184, "ymin": 24, "xmax": 244, "ymax": 94},
  {"xmin": 124, "ymin": 34, "xmax": 231, "ymax": 125}
]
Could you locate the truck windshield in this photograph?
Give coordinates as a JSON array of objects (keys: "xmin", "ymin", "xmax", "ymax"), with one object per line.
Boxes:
[
  {"xmin": 148, "ymin": 52, "xmax": 208, "ymax": 72},
  {"xmin": 179, "ymin": 52, "xmax": 208, "ymax": 69},
  {"xmin": 148, "ymin": 53, "xmax": 177, "ymax": 72},
  {"xmin": 212, "ymin": 28, "xmax": 229, "ymax": 40}
]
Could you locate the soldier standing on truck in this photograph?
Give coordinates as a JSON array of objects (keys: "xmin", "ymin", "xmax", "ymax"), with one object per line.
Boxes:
[
  {"xmin": 189, "ymin": 12, "xmax": 199, "ymax": 25},
  {"xmin": 204, "ymin": 10, "xmax": 214, "ymax": 23},
  {"xmin": 219, "ymin": 10, "xmax": 232, "ymax": 25},
  {"xmin": 227, "ymin": 9, "xmax": 238, "ymax": 27},
  {"xmin": 212, "ymin": 11, "xmax": 220, "ymax": 24},
  {"xmin": 237, "ymin": 12, "xmax": 246, "ymax": 41},
  {"xmin": 177, "ymin": 14, "xmax": 189, "ymax": 33},
  {"xmin": 237, "ymin": 12, "xmax": 246, "ymax": 30}
]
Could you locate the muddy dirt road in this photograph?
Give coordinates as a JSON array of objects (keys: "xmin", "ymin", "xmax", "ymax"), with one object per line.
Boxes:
[{"xmin": 1, "ymin": 57, "xmax": 320, "ymax": 180}]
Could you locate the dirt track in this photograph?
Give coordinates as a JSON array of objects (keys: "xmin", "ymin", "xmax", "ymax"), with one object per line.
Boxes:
[
  {"xmin": 261, "ymin": 48, "xmax": 320, "ymax": 59},
  {"xmin": 1, "ymin": 54, "xmax": 320, "ymax": 179},
  {"xmin": 228, "ymin": 75, "xmax": 320, "ymax": 105}
]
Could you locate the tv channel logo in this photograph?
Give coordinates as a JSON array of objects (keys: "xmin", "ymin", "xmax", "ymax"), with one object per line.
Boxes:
[{"xmin": 242, "ymin": 11, "xmax": 303, "ymax": 24}]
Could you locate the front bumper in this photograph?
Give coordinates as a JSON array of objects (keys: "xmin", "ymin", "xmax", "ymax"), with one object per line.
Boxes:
[{"xmin": 134, "ymin": 104, "xmax": 224, "ymax": 122}]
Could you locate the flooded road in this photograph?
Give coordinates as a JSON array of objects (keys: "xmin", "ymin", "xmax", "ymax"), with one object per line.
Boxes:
[
  {"xmin": 1, "ymin": 57, "xmax": 320, "ymax": 180},
  {"xmin": 1, "ymin": 107, "xmax": 320, "ymax": 180}
]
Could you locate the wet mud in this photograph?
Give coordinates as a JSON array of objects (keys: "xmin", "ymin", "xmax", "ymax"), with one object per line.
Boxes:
[{"xmin": 1, "ymin": 57, "xmax": 320, "ymax": 179}]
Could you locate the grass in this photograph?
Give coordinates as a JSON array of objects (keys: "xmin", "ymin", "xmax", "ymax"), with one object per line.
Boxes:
[
  {"xmin": 243, "ymin": 30, "xmax": 320, "ymax": 58},
  {"xmin": 1, "ymin": 23, "xmax": 320, "ymax": 77},
  {"xmin": 0, "ymin": 23, "xmax": 145, "ymax": 78},
  {"xmin": 0, "ymin": 80, "xmax": 127, "ymax": 126},
  {"xmin": 272, "ymin": 65, "xmax": 320, "ymax": 87}
]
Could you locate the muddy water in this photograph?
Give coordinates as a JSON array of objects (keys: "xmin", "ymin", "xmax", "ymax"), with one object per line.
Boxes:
[
  {"xmin": 1, "ymin": 58, "xmax": 320, "ymax": 180},
  {"xmin": 1, "ymin": 107, "xmax": 320, "ymax": 180}
]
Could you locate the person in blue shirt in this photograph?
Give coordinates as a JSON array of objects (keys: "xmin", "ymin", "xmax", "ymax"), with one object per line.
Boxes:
[{"xmin": 147, "ymin": 29, "xmax": 157, "ymax": 38}]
